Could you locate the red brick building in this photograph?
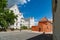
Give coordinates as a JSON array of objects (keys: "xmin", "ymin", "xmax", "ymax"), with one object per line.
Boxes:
[{"xmin": 32, "ymin": 17, "xmax": 53, "ymax": 33}]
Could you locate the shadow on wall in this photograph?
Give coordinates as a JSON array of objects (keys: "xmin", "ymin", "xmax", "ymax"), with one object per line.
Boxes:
[{"xmin": 27, "ymin": 34, "xmax": 53, "ymax": 40}]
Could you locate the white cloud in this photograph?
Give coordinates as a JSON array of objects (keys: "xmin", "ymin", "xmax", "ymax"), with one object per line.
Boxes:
[
  {"xmin": 19, "ymin": 0, "xmax": 30, "ymax": 5},
  {"xmin": 48, "ymin": 18, "xmax": 53, "ymax": 21},
  {"xmin": 19, "ymin": 0, "xmax": 27, "ymax": 5},
  {"xmin": 7, "ymin": 0, "xmax": 31, "ymax": 7},
  {"xmin": 28, "ymin": 0, "xmax": 30, "ymax": 2}
]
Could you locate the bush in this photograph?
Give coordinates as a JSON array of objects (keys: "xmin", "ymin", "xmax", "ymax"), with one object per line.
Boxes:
[
  {"xmin": 10, "ymin": 28, "xmax": 14, "ymax": 31},
  {"xmin": 21, "ymin": 26, "xmax": 27, "ymax": 30},
  {"xmin": 0, "ymin": 28, "xmax": 7, "ymax": 32}
]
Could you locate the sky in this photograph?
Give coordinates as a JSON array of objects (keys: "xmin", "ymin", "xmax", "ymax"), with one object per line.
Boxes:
[{"xmin": 8, "ymin": 0, "xmax": 52, "ymax": 22}]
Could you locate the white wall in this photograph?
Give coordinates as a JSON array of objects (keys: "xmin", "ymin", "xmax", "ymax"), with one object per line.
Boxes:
[
  {"xmin": 29, "ymin": 17, "xmax": 35, "ymax": 28},
  {"xmin": 23, "ymin": 17, "xmax": 35, "ymax": 28},
  {"xmin": 9, "ymin": 4, "xmax": 24, "ymax": 29},
  {"xmin": 9, "ymin": 4, "xmax": 35, "ymax": 29}
]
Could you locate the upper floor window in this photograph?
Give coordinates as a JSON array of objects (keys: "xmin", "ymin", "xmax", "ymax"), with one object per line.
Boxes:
[
  {"xmin": 21, "ymin": 18, "xmax": 24, "ymax": 19},
  {"xmin": 15, "ymin": 9, "xmax": 16, "ymax": 11}
]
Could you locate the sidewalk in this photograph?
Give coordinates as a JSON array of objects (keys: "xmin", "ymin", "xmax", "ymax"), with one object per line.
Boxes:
[{"xmin": 0, "ymin": 30, "xmax": 53, "ymax": 34}]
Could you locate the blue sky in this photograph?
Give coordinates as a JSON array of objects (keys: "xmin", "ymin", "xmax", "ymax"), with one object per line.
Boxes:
[
  {"xmin": 8, "ymin": 0, "xmax": 52, "ymax": 22},
  {"xmin": 18, "ymin": 0, "xmax": 52, "ymax": 22}
]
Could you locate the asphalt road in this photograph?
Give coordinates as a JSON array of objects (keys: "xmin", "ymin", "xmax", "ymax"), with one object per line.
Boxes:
[{"xmin": 0, "ymin": 30, "xmax": 41, "ymax": 40}]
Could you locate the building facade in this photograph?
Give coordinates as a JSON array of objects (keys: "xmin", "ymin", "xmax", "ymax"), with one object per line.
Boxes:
[
  {"xmin": 32, "ymin": 17, "xmax": 53, "ymax": 34},
  {"xmin": 24, "ymin": 17, "xmax": 35, "ymax": 28},
  {"xmin": 9, "ymin": 4, "xmax": 35, "ymax": 29},
  {"xmin": 53, "ymin": 0, "xmax": 60, "ymax": 40},
  {"xmin": 9, "ymin": 4, "xmax": 24, "ymax": 29}
]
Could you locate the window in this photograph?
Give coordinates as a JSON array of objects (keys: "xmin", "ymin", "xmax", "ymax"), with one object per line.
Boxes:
[
  {"xmin": 20, "ymin": 24, "xmax": 22, "ymax": 26},
  {"xmin": 21, "ymin": 18, "xmax": 24, "ymax": 19},
  {"xmin": 16, "ymin": 23, "xmax": 18, "ymax": 26},
  {"xmin": 15, "ymin": 9, "xmax": 16, "ymax": 11}
]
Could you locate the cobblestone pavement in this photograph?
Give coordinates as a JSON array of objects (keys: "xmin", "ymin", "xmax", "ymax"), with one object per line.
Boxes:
[{"xmin": 0, "ymin": 30, "xmax": 41, "ymax": 40}]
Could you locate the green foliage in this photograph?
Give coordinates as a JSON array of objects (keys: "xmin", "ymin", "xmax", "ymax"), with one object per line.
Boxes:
[
  {"xmin": 21, "ymin": 26, "xmax": 28, "ymax": 30},
  {"xmin": 0, "ymin": 9, "xmax": 17, "ymax": 29},
  {"xmin": 4, "ymin": 9, "xmax": 17, "ymax": 25},
  {"xmin": 0, "ymin": 0, "xmax": 7, "ymax": 12},
  {"xmin": 0, "ymin": 0, "xmax": 17, "ymax": 29}
]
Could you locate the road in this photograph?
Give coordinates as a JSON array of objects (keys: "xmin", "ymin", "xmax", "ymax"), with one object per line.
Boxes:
[{"xmin": 0, "ymin": 30, "xmax": 41, "ymax": 40}]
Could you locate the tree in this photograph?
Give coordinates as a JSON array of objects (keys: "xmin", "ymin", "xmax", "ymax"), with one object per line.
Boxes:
[
  {"xmin": 0, "ymin": 9, "xmax": 17, "ymax": 29},
  {"xmin": 0, "ymin": 0, "xmax": 7, "ymax": 12},
  {"xmin": 21, "ymin": 26, "xmax": 28, "ymax": 30},
  {"xmin": 0, "ymin": 0, "xmax": 17, "ymax": 31}
]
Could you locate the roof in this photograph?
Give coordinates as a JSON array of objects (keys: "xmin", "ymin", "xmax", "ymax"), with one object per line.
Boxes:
[
  {"xmin": 40, "ymin": 17, "xmax": 48, "ymax": 22},
  {"xmin": 39, "ymin": 17, "xmax": 52, "ymax": 23}
]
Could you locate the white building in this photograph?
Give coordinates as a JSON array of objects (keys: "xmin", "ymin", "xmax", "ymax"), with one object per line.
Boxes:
[
  {"xmin": 9, "ymin": 4, "xmax": 35, "ymax": 29},
  {"xmin": 23, "ymin": 17, "xmax": 35, "ymax": 28},
  {"xmin": 9, "ymin": 4, "xmax": 24, "ymax": 29}
]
